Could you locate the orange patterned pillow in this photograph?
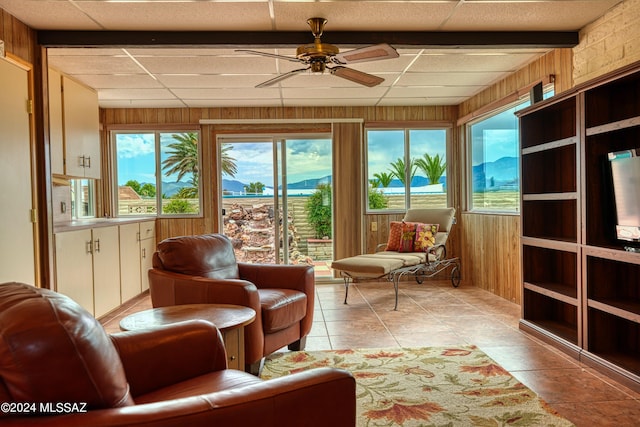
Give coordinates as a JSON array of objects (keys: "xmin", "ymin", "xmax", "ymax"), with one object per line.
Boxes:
[
  {"xmin": 385, "ymin": 221, "xmax": 403, "ymax": 251},
  {"xmin": 398, "ymin": 221, "xmax": 418, "ymax": 252},
  {"xmin": 414, "ymin": 223, "xmax": 439, "ymax": 251}
]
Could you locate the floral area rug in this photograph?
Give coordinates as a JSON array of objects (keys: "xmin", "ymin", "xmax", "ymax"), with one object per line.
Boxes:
[{"xmin": 261, "ymin": 345, "xmax": 574, "ymax": 426}]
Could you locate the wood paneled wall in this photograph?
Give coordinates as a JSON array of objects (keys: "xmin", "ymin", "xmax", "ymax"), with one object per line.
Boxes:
[
  {"xmin": 455, "ymin": 49, "xmax": 574, "ymax": 303},
  {"xmin": 100, "ymin": 106, "xmax": 460, "ymax": 262}
]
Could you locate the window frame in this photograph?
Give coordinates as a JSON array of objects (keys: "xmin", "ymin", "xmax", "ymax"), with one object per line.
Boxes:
[
  {"xmin": 364, "ymin": 125, "xmax": 451, "ymax": 214},
  {"xmin": 465, "ymin": 84, "xmax": 554, "ymax": 214},
  {"xmin": 111, "ymin": 128, "xmax": 203, "ymax": 218}
]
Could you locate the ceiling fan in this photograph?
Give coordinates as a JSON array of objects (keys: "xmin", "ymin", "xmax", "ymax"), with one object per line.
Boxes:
[{"xmin": 237, "ymin": 18, "xmax": 399, "ymax": 88}]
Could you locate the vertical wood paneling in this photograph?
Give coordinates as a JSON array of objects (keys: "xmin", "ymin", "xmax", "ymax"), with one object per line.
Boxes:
[
  {"xmin": 461, "ymin": 213, "xmax": 522, "ymax": 303},
  {"xmin": 332, "ymin": 122, "xmax": 362, "ymax": 260}
]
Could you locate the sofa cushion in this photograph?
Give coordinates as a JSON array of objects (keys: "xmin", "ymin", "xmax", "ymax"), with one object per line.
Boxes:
[
  {"xmin": 156, "ymin": 234, "xmax": 240, "ymax": 279},
  {"xmin": 258, "ymin": 289, "xmax": 307, "ymax": 333},
  {"xmin": 0, "ymin": 283, "xmax": 133, "ymax": 413},
  {"xmin": 398, "ymin": 221, "xmax": 418, "ymax": 252}
]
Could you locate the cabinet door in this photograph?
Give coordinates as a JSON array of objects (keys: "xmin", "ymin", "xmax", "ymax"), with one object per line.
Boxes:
[
  {"xmin": 92, "ymin": 226, "xmax": 121, "ymax": 318},
  {"xmin": 119, "ymin": 223, "xmax": 142, "ymax": 303},
  {"xmin": 55, "ymin": 229, "xmax": 94, "ymax": 315},
  {"xmin": 62, "ymin": 76, "xmax": 100, "ymax": 178},
  {"xmin": 0, "ymin": 58, "xmax": 36, "ymax": 285},
  {"xmin": 139, "ymin": 221, "xmax": 156, "ymax": 292},
  {"xmin": 48, "ymin": 68, "xmax": 64, "ymax": 175}
]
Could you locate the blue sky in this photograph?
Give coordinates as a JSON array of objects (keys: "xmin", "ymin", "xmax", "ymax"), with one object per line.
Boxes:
[
  {"xmin": 367, "ymin": 129, "xmax": 447, "ymax": 180},
  {"xmin": 116, "ymin": 133, "xmax": 189, "ymax": 185}
]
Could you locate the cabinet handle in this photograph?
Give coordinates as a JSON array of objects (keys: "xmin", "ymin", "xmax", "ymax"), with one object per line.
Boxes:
[
  {"xmin": 86, "ymin": 241, "xmax": 93, "ymax": 254},
  {"xmin": 94, "ymin": 238, "xmax": 100, "ymax": 253},
  {"xmin": 141, "ymin": 247, "xmax": 146, "ymax": 258},
  {"xmin": 78, "ymin": 156, "xmax": 85, "ymax": 168},
  {"xmin": 85, "ymin": 156, "xmax": 91, "ymax": 168},
  {"xmin": 136, "ymin": 231, "xmax": 141, "ymax": 241},
  {"xmin": 229, "ymin": 355, "xmax": 236, "ymax": 361}
]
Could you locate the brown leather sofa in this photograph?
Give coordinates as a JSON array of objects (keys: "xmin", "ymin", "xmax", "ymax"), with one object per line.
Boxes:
[
  {"xmin": 0, "ymin": 282, "xmax": 356, "ymax": 426},
  {"xmin": 149, "ymin": 233, "xmax": 315, "ymax": 373}
]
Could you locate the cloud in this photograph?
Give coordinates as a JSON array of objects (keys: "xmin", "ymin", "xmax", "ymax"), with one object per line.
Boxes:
[{"xmin": 116, "ymin": 134, "xmax": 155, "ymax": 159}]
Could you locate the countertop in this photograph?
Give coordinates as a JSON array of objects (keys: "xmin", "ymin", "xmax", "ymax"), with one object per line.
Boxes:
[{"xmin": 54, "ymin": 217, "xmax": 155, "ymax": 233}]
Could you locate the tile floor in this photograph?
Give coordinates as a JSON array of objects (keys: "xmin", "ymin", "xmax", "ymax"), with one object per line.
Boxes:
[{"xmin": 101, "ymin": 280, "xmax": 640, "ymax": 426}]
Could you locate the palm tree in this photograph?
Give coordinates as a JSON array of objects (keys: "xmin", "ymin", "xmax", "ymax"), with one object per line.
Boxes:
[
  {"xmin": 388, "ymin": 157, "xmax": 417, "ymax": 185},
  {"xmin": 221, "ymin": 143, "xmax": 238, "ymax": 178},
  {"xmin": 162, "ymin": 132, "xmax": 199, "ymax": 183},
  {"xmin": 372, "ymin": 171, "xmax": 394, "ymax": 188},
  {"xmin": 415, "ymin": 153, "xmax": 446, "ymax": 185},
  {"xmin": 244, "ymin": 181, "xmax": 265, "ymax": 194}
]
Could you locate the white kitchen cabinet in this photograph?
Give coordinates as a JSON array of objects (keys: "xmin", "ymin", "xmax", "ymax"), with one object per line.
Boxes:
[
  {"xmin": 48, "ymin": 68, "xmax": 65, "ymax": 176},
  {"xmin": 55, "ymin": 225, "xmax": 120, "ymax": 317},
  {"xmin": 139, "ymin": 221, "xmax": 156, "ymax": 292},
  {"xmin": 62, "ymin": 75, "xmax": 101, "ymax": 179},
  {"xmin": 119, "ymin": 222, "xmax": 142, "ymax": 303},
  {"xmin": 54, "ymin": 229, "xmax": 95, "ymax": 315},
  {"xmin": 92, "ymin": 226, "xmax": 121, "ymax": 318},
  {"xmin": 119, "ymin": 220, "xmax": 156, "ymax": 301},
  {"xmin": 49, "ymin": 70, "xmax": 101, "ymax": 179}
]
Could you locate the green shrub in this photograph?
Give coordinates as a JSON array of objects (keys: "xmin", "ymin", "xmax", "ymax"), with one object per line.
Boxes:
[
  {"xmin": 306, "ymin": 184, "xmax": 332, "ymax": 239},
  {"xmin": 163, "ymin": 199, "xmax": 196, "ymax": 214}
]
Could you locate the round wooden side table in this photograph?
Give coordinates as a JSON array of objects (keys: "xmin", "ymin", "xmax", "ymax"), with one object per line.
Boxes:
[{"xmin": 119, "ymin": 303, "xmax": 256, "ymax": 370}]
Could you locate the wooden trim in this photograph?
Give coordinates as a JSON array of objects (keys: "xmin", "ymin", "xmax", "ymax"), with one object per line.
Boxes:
[
  {"xmin": 105, "ymin": 123, "xmax": 200, "ymax": 131},
  {"xmin": 457, "ymin": 76, "xmax": 554, "ymax": 126},
  {"xmin": 38, "ymin": 30, "xmax": 579, "ymax": 49},
  {"xmin": 200, "ymin": 118, "xmax": 363, "ymax": 124},
  {"xmin": 364, "ymin": 120, "xmax": 453, "ymax": 129}
]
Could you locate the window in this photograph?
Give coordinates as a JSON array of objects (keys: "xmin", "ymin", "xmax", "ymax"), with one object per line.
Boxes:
[
  {"xmin": 70, "ymin": 179, "xmax": 95, "ymax": 219},
  {"xmin": 467, "ymin": 87, "xmax": 554, "ymax": 212},
  {"xmin": 366, "ymin": 128, "xmax": 448, "ymax": 212},
  {"xmin": 113, "ymin": 130, "xmax": 201, "ymax": 216}
]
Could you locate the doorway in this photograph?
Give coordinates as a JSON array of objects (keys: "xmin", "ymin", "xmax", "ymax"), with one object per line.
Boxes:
[{"xmin": 218, "ymin": 135, "xmax": 333, "ymax": 278}]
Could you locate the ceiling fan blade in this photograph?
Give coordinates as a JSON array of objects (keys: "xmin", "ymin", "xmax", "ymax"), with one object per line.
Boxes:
[
  {"xmin": 256, "ymin": 67, "xmax": 309, "ymax": 88},
  {"xmin": 330, "ymin": 66, "xmax": 384, "ymax": 87},
  {"xmin": 235, "ymin": 49, "xmax": 302, "ymax": 63},
  {"xmin": 333, "ymin": 43, "xmax": 399, "ymax": 64}
]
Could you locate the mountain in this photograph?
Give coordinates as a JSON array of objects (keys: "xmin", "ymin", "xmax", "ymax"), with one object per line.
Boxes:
[{"xmin": 472, "ymin": 156, "xmax": 519, "ymax": 191}]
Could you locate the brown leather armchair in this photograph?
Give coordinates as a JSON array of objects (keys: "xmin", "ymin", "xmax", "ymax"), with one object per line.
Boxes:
[
  {"xmin": 0, "ymin": 282, "xmax": 356, "ymax": 427},
  {"xmin": 148, "ymin": 233, "xmax": 315, "ymax": 374}
]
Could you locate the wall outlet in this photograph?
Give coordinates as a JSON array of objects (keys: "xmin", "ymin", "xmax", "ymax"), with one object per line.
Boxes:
[
  {"xmin": 371, "ymin": 221, "xmax": 378, "ymax": 232},
  {"xmin": 0, "ymin": 40, "xmax": 5, "ymax": 58}
]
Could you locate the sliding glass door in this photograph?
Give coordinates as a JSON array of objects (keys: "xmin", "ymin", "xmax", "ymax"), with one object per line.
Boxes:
[{"xmin": 218, "ymin": 135, "xmax": 333, "ymax": 277}]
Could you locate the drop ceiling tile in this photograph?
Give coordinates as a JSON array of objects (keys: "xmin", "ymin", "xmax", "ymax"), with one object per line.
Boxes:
[
  {"xmin": 0, "ymin": 0, "xmax": 103, "ymax": 30},
  {"xmin": 386, "ymin": 86, "xmax": 483, "ymax": 98},
  {"xmin": 271, "ymin": 1, "xmax": 458, "ymax": 31},
  {"xmin": 156, "ymin": 74, "xmax": 270, "ymax": 89},
  {"xmin": 48, "ymin": 55, "xmax": 144, "ymax": 75},
  {"xmin": 443, "ymin": 1, "xmax": 622, "ymax": 31},
  {"xmin": 136, "ymin": 55, "xmax": 280, "ymax": 75},
  {"xmin": 377, "ymin": 96, "xmax": 467, "ymax": 107},
  {"xmin": 68, "ymin": 74, "xmax": 163, "ymax": 90},
  {"xmin": 282, "ymin": 98, "xmax": 382, "ymax": 107},
  {"xmin": 99, "ymin": 88, "xmax": 177, "ymax": 100},
  {"xmin": 172, "ymin": 88, "xmax": 281, "ymax": 100},
  {"xmin": 281, "ymin": 86, "xmax": 387, "ymax": 99},
  {"xmin": 396, "ymin": 71, "xmax": 506, "ymax": 86},
  {"xmin": 69, "ymin": 2, "xmax": 274, "ymax": 31},
  {"xmin": 408, "ymin": 53, "xmax": 540, "ymax": 73}
]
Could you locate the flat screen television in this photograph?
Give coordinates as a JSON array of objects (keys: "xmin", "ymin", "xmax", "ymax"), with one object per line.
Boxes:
[{"xmin": 608, "ymin": 148, "xmax": 640, "ymax": 244}]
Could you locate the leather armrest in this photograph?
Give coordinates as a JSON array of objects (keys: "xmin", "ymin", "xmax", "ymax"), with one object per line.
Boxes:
[
  {"xmin": 149, "ymin": 268, "xmax": 261, "ymax": 309},
  {"xmin": 238, "ymin": 263, "xmax": 314, "ymax": 293},
  {"xmin": 110, "ymin": 320, "xmax": 227, "ymax": 397},
  {"xmin": 2, "ymin": 368, "xmax": 355, "ymax": 427}
]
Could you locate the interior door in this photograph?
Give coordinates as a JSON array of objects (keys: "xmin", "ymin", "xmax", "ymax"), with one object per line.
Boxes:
[{"xmin": 0, "ymin": 57, "xmax": 36, "ymax": 284}]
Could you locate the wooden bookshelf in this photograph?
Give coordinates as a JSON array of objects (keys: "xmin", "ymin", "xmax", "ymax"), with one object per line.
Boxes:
[{"xmin": 518, "ymin": 61, "xmax": 640, "ymax": 390}]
